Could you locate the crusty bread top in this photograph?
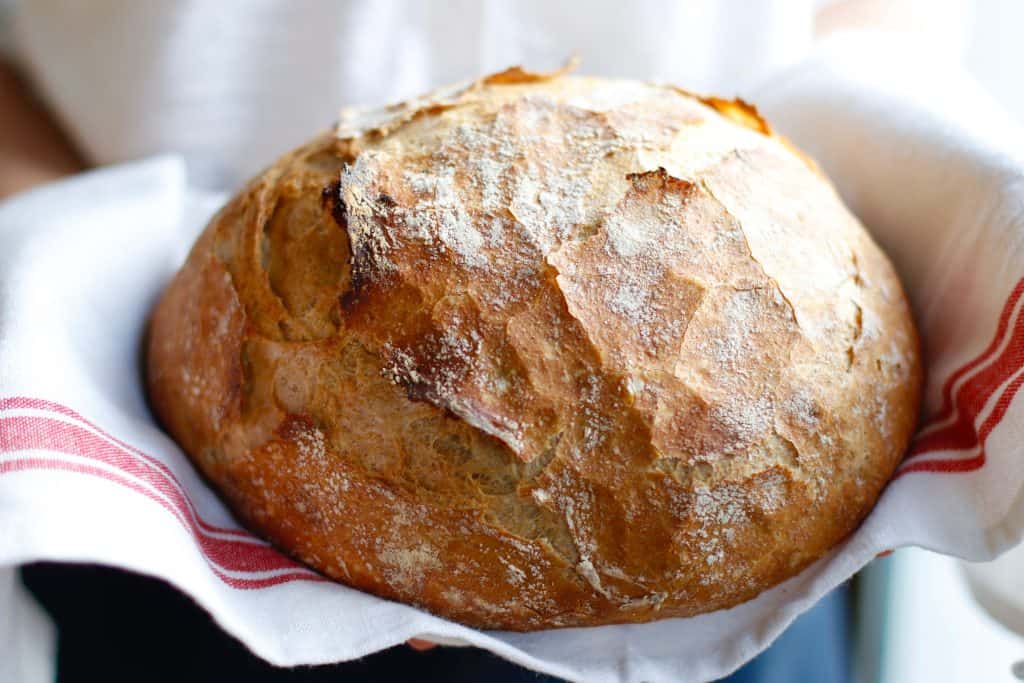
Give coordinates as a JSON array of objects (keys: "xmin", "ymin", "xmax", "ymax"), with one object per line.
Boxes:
[{"xmin": 147, "ymin": 64, "xmax": 921, "ymax": 630}]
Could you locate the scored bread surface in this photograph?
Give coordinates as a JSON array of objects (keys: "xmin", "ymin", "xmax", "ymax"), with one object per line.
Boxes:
[{"xmin": 147, "ymin": 66, "xmax": 921, "ymax": 630}]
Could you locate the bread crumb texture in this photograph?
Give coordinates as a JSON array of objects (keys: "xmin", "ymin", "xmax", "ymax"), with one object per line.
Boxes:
[{"xmin": 147, "ymin": 64, "xmax": 921, "ymax": 630}]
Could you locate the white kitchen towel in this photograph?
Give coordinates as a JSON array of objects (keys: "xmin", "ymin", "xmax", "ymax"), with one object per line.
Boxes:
[{"xmin": 2, "ymin": 34, "xmax": 1024, "ymax": 683}]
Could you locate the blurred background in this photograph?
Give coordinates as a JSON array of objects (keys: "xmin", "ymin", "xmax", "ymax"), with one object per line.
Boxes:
[
  {"xmin": 2, "ymin": 1, "xmax": 1024, "ymax": 682},
  {"xmin": 3, "ymin": 0, "xmax": 1024, "ymax": 196}
]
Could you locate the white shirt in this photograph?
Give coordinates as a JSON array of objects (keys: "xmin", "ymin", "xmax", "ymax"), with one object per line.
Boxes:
[{"xmin": 10, "ymin": 0, "xmax": 826, "ymax": 189}]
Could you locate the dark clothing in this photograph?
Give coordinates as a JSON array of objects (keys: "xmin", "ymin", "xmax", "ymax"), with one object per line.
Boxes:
[{"xmin": 22, "ymin": 563, "xmax": 851, "ymax": 682}]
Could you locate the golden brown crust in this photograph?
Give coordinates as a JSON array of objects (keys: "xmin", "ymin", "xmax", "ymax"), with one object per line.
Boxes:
[{"xmin": 147, "ymin": 71, "xmax": 922, "ymax": 631}]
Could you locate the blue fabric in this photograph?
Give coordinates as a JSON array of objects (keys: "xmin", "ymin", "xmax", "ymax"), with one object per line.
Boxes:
[{"xmin": 723, "ymin": 584, "xmax": 852, "ymax": 683}]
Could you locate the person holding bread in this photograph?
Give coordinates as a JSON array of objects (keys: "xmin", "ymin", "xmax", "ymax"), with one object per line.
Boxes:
[{"xmin": 0, "ymin": 1, "xmax": 969, "ymax": 682}]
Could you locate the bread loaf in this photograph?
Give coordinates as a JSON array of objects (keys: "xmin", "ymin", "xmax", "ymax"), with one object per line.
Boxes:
[{"xmin": 146, "ymin": 65, "xmax": 921, "ymax": 630}]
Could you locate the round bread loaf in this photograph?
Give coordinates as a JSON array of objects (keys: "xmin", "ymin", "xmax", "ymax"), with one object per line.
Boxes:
[{"xmin": 147, "ymin": 66, "xmax": 921, "ymax": 630}]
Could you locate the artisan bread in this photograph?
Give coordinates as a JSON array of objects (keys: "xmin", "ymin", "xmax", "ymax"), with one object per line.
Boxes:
[{"xmin": 146, "ymin": 66, "xmax": 922, "ymax": 630}]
